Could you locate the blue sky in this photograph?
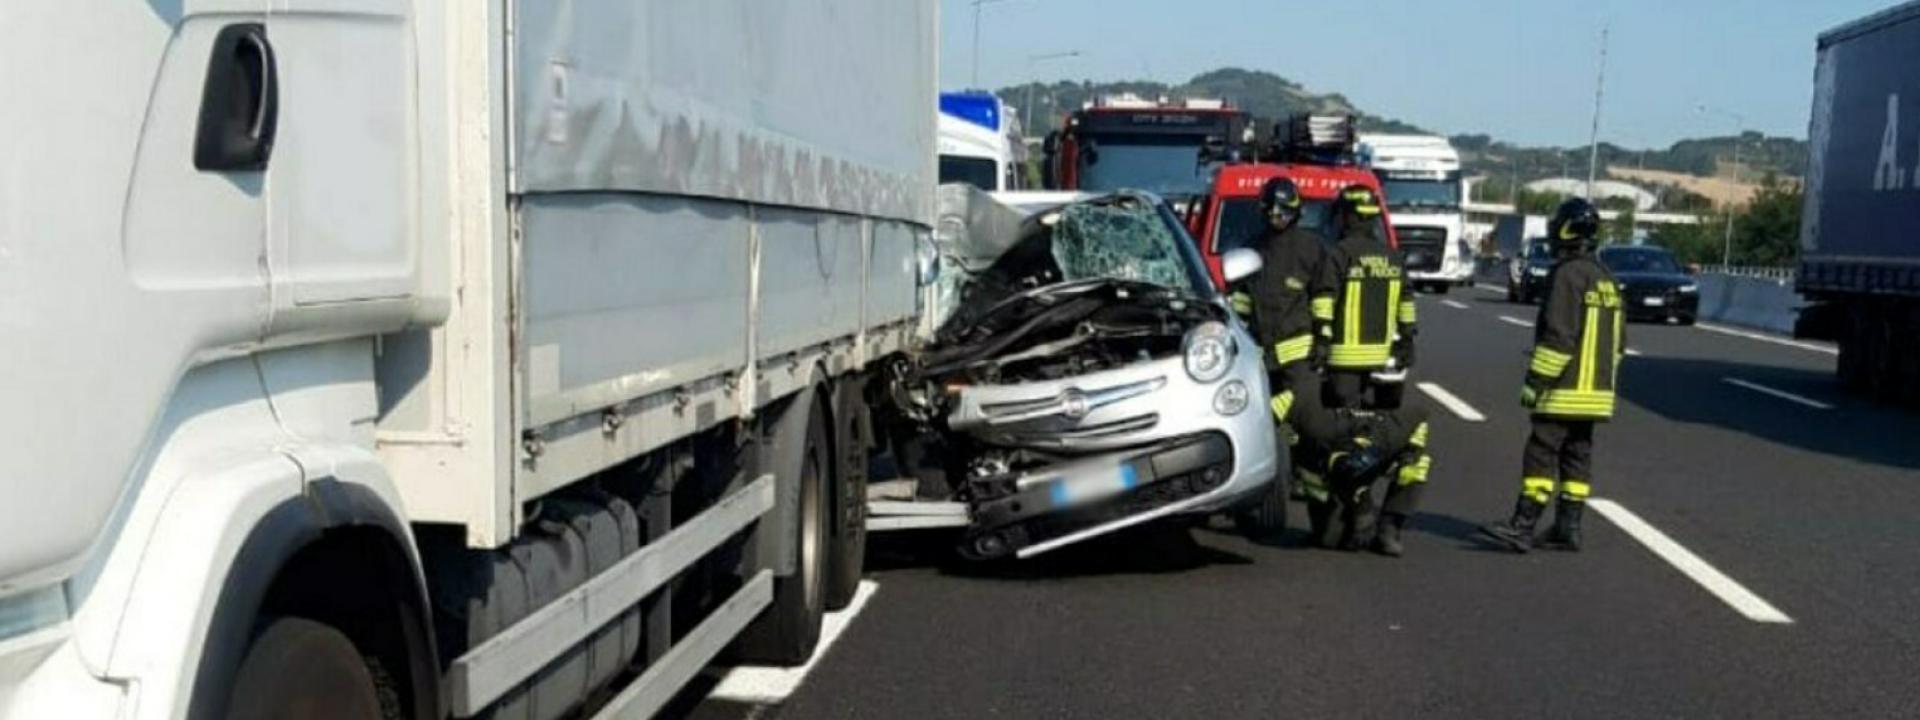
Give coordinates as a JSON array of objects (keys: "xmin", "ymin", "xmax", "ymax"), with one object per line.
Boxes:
[{"xmin": 942, "ymin": 0, "xmax": 1895, "ymax": 148}]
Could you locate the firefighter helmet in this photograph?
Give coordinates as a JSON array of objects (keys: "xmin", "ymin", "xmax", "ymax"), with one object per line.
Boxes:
[
  {"xmin": 1258, "ymin": 177, "xmax": 1304, "ymax": 230},
  {"xmin": 1549, "ymin": 197, "xmax": 1602, "ymax": 250}
]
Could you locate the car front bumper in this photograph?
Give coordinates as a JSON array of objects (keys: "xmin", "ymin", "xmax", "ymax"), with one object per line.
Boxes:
[{"xmin": 943, "ymin": 337, "xmax": 1281, "ymax": 560}]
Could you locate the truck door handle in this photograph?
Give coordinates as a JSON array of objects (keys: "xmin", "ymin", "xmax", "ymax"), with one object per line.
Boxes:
[{"xmin": 193, "ymin": 23, "xmax": 278, "ymax": 172}]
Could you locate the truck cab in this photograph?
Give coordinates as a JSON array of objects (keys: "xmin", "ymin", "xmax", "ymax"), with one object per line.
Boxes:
[
  {"xmin": 939, "ymin": 91, "xmax": 1023, "ymax": 192},
  {"xmin": 1359, "ymin": 134, "xmax": 1472, "ymax": 293},
  {"xmin": 1041, "ymin": 94, "xmax": 1251, "ymax": 197},
  {"xmin": 1184, "ymin": 116, "xmax": 1397, "ymax": 289}
]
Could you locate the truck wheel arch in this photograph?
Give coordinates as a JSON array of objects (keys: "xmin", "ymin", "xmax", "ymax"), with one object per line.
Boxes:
[{"xmin": 185, "ymin": 479, "xmax": 440, "ymax": 720}]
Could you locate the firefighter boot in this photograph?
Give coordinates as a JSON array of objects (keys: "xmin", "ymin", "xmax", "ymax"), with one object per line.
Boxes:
[
  {"xmin": 1541, "ymin": 499, "xmax": 1585, "ymax": 551},
  {"xmin": 1370, "ymin": 516, "xmax": 1404, "ymax": 558},
  {"xmin": 1478, "ymin": 497, "xmax": 1546, "ymax": 554}
]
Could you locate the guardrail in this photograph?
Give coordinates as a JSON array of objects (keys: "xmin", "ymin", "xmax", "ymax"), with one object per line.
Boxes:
[{"xmin": 1700, "ymin": 265, "xmax": 1796, "ymax": 281}]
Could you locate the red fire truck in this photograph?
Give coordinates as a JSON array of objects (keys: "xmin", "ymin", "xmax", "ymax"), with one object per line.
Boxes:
[
  {"xmin": 1041, "ymin": 94, "xmax": 1252, "ymax": 197},
  {"xmin": 1183, "ymin": 115, "xmax": 1398, "ymax": 289}
]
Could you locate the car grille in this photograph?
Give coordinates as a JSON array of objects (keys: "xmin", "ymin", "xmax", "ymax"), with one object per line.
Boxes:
[{"xmin": 1397, "ymin": 227, "xmax": 1447, "ymax": 272}]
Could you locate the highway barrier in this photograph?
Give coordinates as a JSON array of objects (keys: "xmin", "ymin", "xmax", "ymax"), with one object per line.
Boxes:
[{"xmin": 1695, "ymin": 272, "xmax": 1800, "ymax": 335}]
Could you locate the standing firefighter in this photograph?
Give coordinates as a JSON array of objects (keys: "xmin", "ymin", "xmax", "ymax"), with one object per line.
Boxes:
[
  {"xmin": 1232, "ymin": 177, "xmax": 1336, "ymax": 538},
  {"xmin": 1318, "ymin": 184, "xmax": 1417, "ymax": 409},
  {"xmin": 1479, "ymin": 197, "xmax": 1624, "ymax": 553}
]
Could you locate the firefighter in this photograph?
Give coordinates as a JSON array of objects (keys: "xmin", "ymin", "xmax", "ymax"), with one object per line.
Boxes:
[
  {"xmin": 1317, "ymin": 184, "xmax": 1417, "ymax": 410},
  {"xmin": 1271, "ymin": 377, "xmax": 1434, "ymax": 556},
  {"xmin": 1478, "ymin": 197, "xmax": 1624, "ymax": 553},
  {"xmin": 1230, "ymin": 177, "xmax": 1341, "ymax": 536}
]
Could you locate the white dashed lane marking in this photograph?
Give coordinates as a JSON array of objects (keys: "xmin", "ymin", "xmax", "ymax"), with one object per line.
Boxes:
[
  {"xmin": 1416, "ymin": 382, "xmax": 1487, "ymax": 422},
  {"xmin": 1723, "ymin": 377, "xmax": 1834, "ymax": 410},
  {"xmin": 1588, "ymin": 499, "xmax": 1794, "ymax": 624}
]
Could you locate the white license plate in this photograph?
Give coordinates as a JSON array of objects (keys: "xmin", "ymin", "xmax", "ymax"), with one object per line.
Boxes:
[
  {"xmin": 1643, "ymin": 297, "xmax": 1666, "ymax": 307},
  {"xmin": 1047, "ymin": 464, "xmax": 1141, "ymax": 506}
]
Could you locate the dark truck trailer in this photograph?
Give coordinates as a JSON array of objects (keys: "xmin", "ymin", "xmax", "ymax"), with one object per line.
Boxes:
[{"xmin": 1797, "ymin": 2, "xmax": 1920, "ymax": 404}]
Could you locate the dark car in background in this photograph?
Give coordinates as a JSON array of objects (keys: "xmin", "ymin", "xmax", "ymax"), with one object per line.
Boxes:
[
  {"xmin": 1507, "ymin": 238, "xmax": 1554, "ymax": 304},
  {"xmin": 1599, "ymin": 245, "xmax": 1700, "ymax": 324}
]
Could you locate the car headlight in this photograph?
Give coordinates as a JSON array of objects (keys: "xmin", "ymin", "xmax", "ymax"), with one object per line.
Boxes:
[
  {"xmin": 1528, "ymin": 267, "xmax": 1548, "ymax": 277},
  {"xmin": 1677, "ymin": 283, "xmax": 1698, "ymax": 293},
  {"xmin": 1213, "ymin": 380, "xmax": 1250, "ymax": 416},
  {"xmin": 1183, "ymin": 321, "xmax": 1235, "ymax": 383}
]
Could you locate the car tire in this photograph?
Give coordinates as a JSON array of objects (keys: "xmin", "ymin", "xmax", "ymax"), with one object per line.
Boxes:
[
  {"xmin": 734, "ymin": 397, "xmax": 831, "ymax": 666},
  {"xmin": 223, "ymin": 617, "xmax": 386, "ymax": 720},
  {"xmin": 1234, "ymin": 471, "xmax": 1291, "ymax": 542}
]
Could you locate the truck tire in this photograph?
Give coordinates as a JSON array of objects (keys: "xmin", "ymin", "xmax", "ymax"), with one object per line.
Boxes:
[
  {"xmin": 1233, "ymin": 470, "xmax": 1291, "ymax": 542},
  {"xmin": 223, "ymin": 617, "xmax": 386, "ymax": 720},
  {"xmin": 826, "ymin": 380, "xmax": 869, "ymax": 611},
  {"xmin": 734, "ymin": 397, "xmax": 830, "ymax": 666}
]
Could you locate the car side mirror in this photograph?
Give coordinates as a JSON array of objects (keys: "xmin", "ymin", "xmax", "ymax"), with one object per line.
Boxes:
[
  {"xmin": 1222, "ymin": 248, "xmax": 1264, "ymax": 283},
  {"xmin": 1685, "ymin": 263, "xmax": 1701, "ymax": 275}
]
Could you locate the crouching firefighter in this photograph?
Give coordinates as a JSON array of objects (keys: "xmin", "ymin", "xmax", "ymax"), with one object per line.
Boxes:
[
  {"xmin": 1479, "ymin": 197, "xmax": 1625, "ymax": 553},
  {"xmin": 1272, "ymin": 377, "xmax": 1434, "ymax": 557},
  {"xmin": 1318, "ymin": 184, "xmax": 1417, "ymax": 409}
]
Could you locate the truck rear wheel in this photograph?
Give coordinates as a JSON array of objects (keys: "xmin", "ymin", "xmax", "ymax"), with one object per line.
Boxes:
[
  {"xmin": 734, "ymin": 396, "xmax": 830, "ymax": 665},
  {"xmin": 223, "ymin": 617, "xmax": 386, "ymax": 720},
  {"xmin": 826, "ymin": 380, "xmax": 870, "ymax": 611}
]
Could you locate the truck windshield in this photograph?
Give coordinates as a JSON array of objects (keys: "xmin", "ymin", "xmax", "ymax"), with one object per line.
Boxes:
[
  {"xmin": 1379, "ymin": 177, "xmax": 1461, "ymax": 210},
  {"xmin": 940, "ymin": 155, "xmax": 1000, "ymax": 191},
  {"xmin": 1211, "ymin": 197, "xmax": 1362, "ymax": 253},
  {"xmin": 1078, "ymin": 139, "xmax": 1214, "ymax": 196}
]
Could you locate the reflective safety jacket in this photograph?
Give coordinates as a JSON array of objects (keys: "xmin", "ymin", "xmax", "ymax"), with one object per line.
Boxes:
[
  {"xmin": 1319, "ymin": 228, "xmax": 1415, "ymax": 370},
  {"xmin": 1242, "ymin": 224, "xmax": 1333, "ymax": 370},
  {"xmin": 1526, "ymin": 255, "xmax": 1625, "ymax": 420}
]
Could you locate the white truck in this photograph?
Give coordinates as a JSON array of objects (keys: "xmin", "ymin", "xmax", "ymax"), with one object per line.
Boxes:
[
  {"xmin": 937, "ymin": 92, "xmax": 1022, "ymax": 192},
  {"xmin": 0, "ymin": 2, "xmax": 934, "ymax": 719},
  {"xmin": 1359, "ymin": 134, "xmax": 1474, "ymax": 293}
]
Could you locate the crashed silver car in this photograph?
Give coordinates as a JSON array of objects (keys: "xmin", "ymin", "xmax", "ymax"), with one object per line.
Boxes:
[{"xmin": 882, "ymin": 186, "xmax": 1283, "ymax": 560}]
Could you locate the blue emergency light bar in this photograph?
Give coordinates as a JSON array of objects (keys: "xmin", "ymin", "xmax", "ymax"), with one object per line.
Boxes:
[{"xmin": 940, "ymin": 92, "xmax": 1001, "ymax": 132}]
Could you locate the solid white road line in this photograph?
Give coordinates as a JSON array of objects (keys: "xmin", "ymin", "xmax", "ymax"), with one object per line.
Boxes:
[
  {"xmin": 1695, "ymin": 322, "xmax": 1839, "ymax": 356},
  {"xmin": 1498, "ymin": 315, "xmax": 1535, "ymax": 328},
  {"xmin": 1416, "ymin": 382, "xmax": 1487, "ymax": 422},
  {"xmin": 1587, "ymin": 499, "xmax": 1794, "ymax": 624},
  {"xmin": 1722, "ymin": 377, "xmax": 1835, "ymax": 410},
  {"xmin": 1476, "ymin": 284, "xmax": 1508, "ymax": 295},
  {"xmin": 1441, "ymin": 299, "xmax": 1471, "ymax": 310},
  {"xmin": 708, "ymin": 580, "xmax": 880, "ymax": 703}
]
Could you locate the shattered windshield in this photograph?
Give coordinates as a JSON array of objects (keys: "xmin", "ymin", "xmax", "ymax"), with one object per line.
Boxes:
[{"xmin": 1049, "ymin": 199, "xmax": 1215, "ymax": 296}]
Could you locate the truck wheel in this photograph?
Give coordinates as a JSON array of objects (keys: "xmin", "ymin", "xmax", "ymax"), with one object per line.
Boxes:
[
  {"xmin": 223, "ymin": 617, "xmax": 386, "ymax": 720},
  {"xmin": 734, "ymin": 397, "xmax": 830, "ymax": 666},
  {"xmin": 1233, "ymin": 471, "xmax": 1291, "ymax": 542},
  {"xmin": 826, "ymin": 381, "xmax": 869, "ymax": 611}
]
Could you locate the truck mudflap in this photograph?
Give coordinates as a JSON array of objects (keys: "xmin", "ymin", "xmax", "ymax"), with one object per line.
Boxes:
[{"xmin": 959, "ymin": 432, "xmax": 1234, "ymax": 561}]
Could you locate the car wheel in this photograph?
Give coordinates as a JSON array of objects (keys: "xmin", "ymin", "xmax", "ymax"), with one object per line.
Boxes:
[
  {"xmin": 223, "ymin": 617, "xmax": 386, "ymax": 720},
  {"xmin": 1234, "ymin": 471, "xmax": 1290, "ymax": 542}
]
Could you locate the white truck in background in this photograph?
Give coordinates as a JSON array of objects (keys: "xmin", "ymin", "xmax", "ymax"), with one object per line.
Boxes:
[
  {"xmin": 938, "ymin": 92, "xmax": 1023, "ymax": 192},
  {"xmin": 1359, "ymin": 134, "xmax": 1474, "ymax": 293},
  {"xmin": 0, "ymin": 2, "xmax": 934, "ymax": 719}
]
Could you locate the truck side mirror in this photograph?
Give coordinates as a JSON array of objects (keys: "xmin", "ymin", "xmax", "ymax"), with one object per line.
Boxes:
[{"xmin": 1222, "ymin": 248, "xmax": 1264, "ymax": 283}]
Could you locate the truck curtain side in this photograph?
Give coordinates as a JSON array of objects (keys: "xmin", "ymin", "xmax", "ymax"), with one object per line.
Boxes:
[
  {"xmin": 1797, "ymin": 1, "xmax": 1920, "ymax": 404},
  {"xmin": 0, "ymin": 2, "xmax": 934, "ymax": 719}
]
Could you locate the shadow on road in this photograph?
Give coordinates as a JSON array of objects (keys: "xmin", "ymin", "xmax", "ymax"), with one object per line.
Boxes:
[
  {"xmin": 866, "ymin": 522, "xmax": 1253, "ymax": 581},
  {"xmin": 1620, "ymin": 354, "xmax": 1920, "ymax": 470}
]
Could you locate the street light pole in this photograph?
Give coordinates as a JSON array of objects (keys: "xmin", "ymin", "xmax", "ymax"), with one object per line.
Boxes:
[
  {"xmin": 1699, "ymin": 105, "xmax": 1747, "ymax": 268},
  {"xmin": 1023, "ymin": 50, "xmax": 1081, "ymax": 133},
  {"xmin": 970, "ymin": 0, "xmax": 1011, "ymax": 90},
  {"xmin": 1585, "ymin": 25, "xmax": 1610, "ymax": 199}
]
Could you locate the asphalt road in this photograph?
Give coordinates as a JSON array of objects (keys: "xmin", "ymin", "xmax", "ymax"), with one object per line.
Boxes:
[{"xmin": 678, "ymin": 285, "xmax": 1920, "ymax": 719}]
